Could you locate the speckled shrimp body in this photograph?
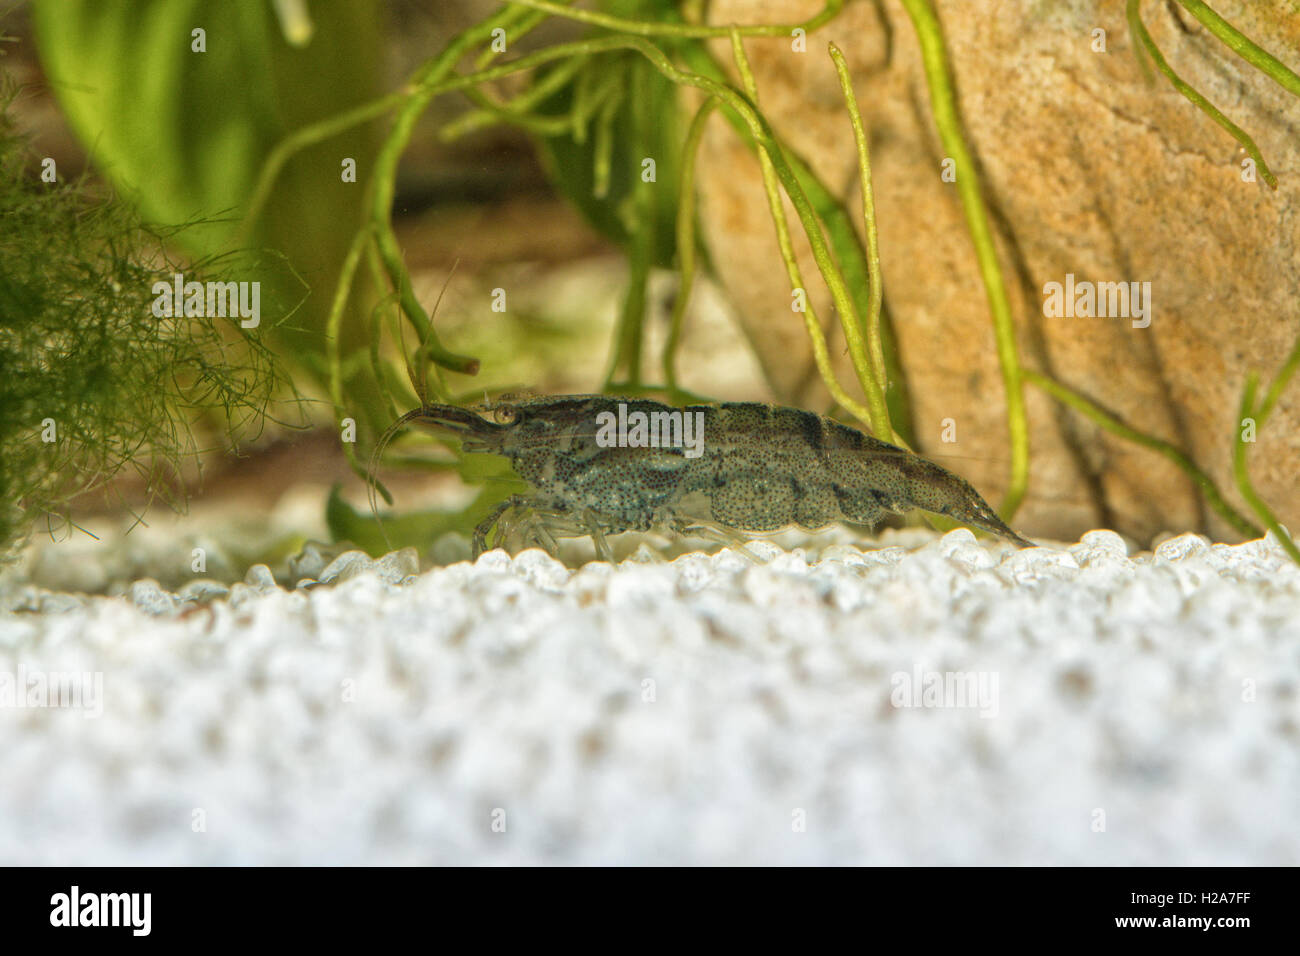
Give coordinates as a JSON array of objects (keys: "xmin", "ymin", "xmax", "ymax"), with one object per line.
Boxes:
[{"xmin": 374, "ymin": 394, "xmax": 1034, "ymax": 560}]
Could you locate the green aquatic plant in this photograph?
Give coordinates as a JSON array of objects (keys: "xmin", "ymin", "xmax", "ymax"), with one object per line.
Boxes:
[
  {"xmin": 0, "ymin": 78, "xmax": 282, "ymax": 555},
  {"xmin": 1233, "ymin": 350, "xmax": 1300, "ymax": 564},
  {"xmin": 1128, "ymin": 0, "xmax": 1300, "ymax": 190},
  {"xmin": 899, "ymin": 0, "xmax": 1028, "ymax": 517},
  {"xmin": 31, "ymin": 0, "xmax": 387, "ymax": 438},
  {"xmin": 234, "ymin": 1, "xmax": 1300, "ymax": 561}
]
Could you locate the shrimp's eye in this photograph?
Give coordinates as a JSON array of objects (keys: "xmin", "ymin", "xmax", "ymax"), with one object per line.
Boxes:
[{"xmin": 492, "ymin": 405, "xmax": 519, "ymax": 425}]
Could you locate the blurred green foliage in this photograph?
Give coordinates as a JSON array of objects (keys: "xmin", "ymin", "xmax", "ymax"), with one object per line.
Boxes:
[
  {"xmin": 535, "ymin": 56, "xmax": 681, "ymax": 267},
  {"xmin": 328, "ymin": 454, "xmax": 525, "ymax": 556},
  {"xmin": 31, "ymin": 0, "xmax": 386, "ymax": 409},
  {"xmin": 0, "ymin": 76, "xmax": 279, "ymax": 554}
]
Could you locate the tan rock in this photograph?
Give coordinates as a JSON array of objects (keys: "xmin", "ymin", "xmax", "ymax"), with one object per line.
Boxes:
[{"xmin": 695, "ymin": 0, "xmax": 1300, "ymax": 543}]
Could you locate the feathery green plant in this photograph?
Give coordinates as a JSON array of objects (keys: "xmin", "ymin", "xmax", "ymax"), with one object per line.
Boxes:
[{"xmin": 0, "ymin": 78, "xmax": 282, "ymax": 555}]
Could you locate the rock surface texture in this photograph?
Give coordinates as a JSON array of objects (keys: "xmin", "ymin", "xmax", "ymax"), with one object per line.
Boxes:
[{"xmin": 696, "ymin": 0, "xmax": 1300, "ymax": 544}]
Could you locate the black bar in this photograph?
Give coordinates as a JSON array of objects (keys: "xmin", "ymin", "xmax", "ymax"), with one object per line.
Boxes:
[{"xmin": 0, "ymin": 866, "xmax": 1287, "ymax": 943}]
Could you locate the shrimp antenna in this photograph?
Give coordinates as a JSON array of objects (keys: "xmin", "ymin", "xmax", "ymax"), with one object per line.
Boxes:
[
  {"xmin": 415, "ymin": 259, "xmax": 460, "ymax": 404},
  {"xmin": 375, "ymin": 260, "xmax": 464, "ymax": 548}
]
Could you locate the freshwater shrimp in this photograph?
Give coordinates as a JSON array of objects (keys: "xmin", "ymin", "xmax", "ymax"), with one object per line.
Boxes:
[{"xmin": 368, "ymin": 394, "xmax": 1034, "ymax": 560}]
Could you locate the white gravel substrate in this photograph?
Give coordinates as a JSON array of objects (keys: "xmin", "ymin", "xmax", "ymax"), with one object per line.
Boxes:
[{"xmin": 2, "ymin": 528, "xmax": 1298, "ymax": 865}]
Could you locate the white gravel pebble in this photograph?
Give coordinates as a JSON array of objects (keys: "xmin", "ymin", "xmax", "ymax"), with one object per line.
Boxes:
[{"xmin": 1, "ymin": 529, "xmax": 1298, "ymax": 865}]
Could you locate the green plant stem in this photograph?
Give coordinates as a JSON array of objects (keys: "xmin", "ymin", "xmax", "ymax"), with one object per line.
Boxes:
[
  {"xmin": 1234, "ymin": 374, "xmax": 1300, "ymax": 562},
  {"xmin": 1024, "ymin": 369, "xmax": 1260, "ymax": 539},
  {"xmin": 899, "ymin": 0, "xmax": 1029, "ymax": 518},
  {"xmin": 503, "ymin": 0, "xmax": 844, "ymax": 39},
  {"xmin": 630, "ymin": 40, "xmax": 890, "ymax": 436},
  {"xmin": 1256, "ymin": 329, "xmax": 1300, "ymax": 425},
  {"xmin": 473, "ymin": 7, "xmax": 549, "ymax": 69},
  {"xmin": 571, "ymin": 58, "xmax": 627, "ymax": 144},
  {"xmin": 591, "ymin": 71, "xmax": 621, "ymax": 199},
  {"xmin": 1126, "ymin": 0, "xmax": 1278, "ymax": 189},
  {"xmin": 442, "ymin": 53, "xmax": 591, "ymax": 142},
  {"xmin": 676, "ymin": 40, "xmax": 915, "ymax": 442},
  {"xmin": 366, "ymin": 299, "xmax": 398, "ymax": 421},
  {"xmin": 360, "ymin": 1, "xmax": 569, "ymax": 379},
  {"xmin": 604, "ymin": 61, "xmax": 656, "ymax": 389},
  {"xmin": 365, "ymin": 240, "xmax": 422, "ymax": 410},
  {"xmin": 371, "ymin": 85, "xmax": 489, "ymax": 374},
  {"xmin": 327, "ymin": 225, "xmax": 373, "ymax": 427},
  {"xmin": 424, "ymin": 30, "xmax": 884, "ymax": 430},
  {"xmin": 455, "ymin": 87, "xmax": 574, "ymax": 137},
  {"xmin": 1174, "ymin": 0, "xmax": 1300, "ymax": 99},
  {"xmin": 829, "ymin": 43, "xmax": 888, "ymax": 398},
  {"xmin": 663, "ymin": 96, "xmax": 716, "ymax": 395},
  {"xmin": 729, "ymin": 31, "xmax": 883, "ymax": 433},
  {"xmin": 239, "ymin": 91, "xmax": 406, "ymax": 243},
  {"xmin": 249, "ymin": 8, "xmax": 867, "ymax": 393},
  {"xmin": 1232, "ymin": 324, "xmax": 1300, "ymax": 564},
  {"xmin": 325, "ymin": 223, "xmax": 417, "ymax": 488},
  {"xmin": 245, "ymin": 40, "xmax": 642, "ymax": 229},
  {"xmin": 362, "ymin": 239, "xmax": 402, "ymax": 418}
]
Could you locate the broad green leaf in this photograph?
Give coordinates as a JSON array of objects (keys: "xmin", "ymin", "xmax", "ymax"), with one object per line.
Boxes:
[
  {"xmin": 32, "ymin": 0, "xmax": 386, "ymax": 382},
  {"xmin": 533, "ymin": 1, "xmax": 683, "ymax": 267}
]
